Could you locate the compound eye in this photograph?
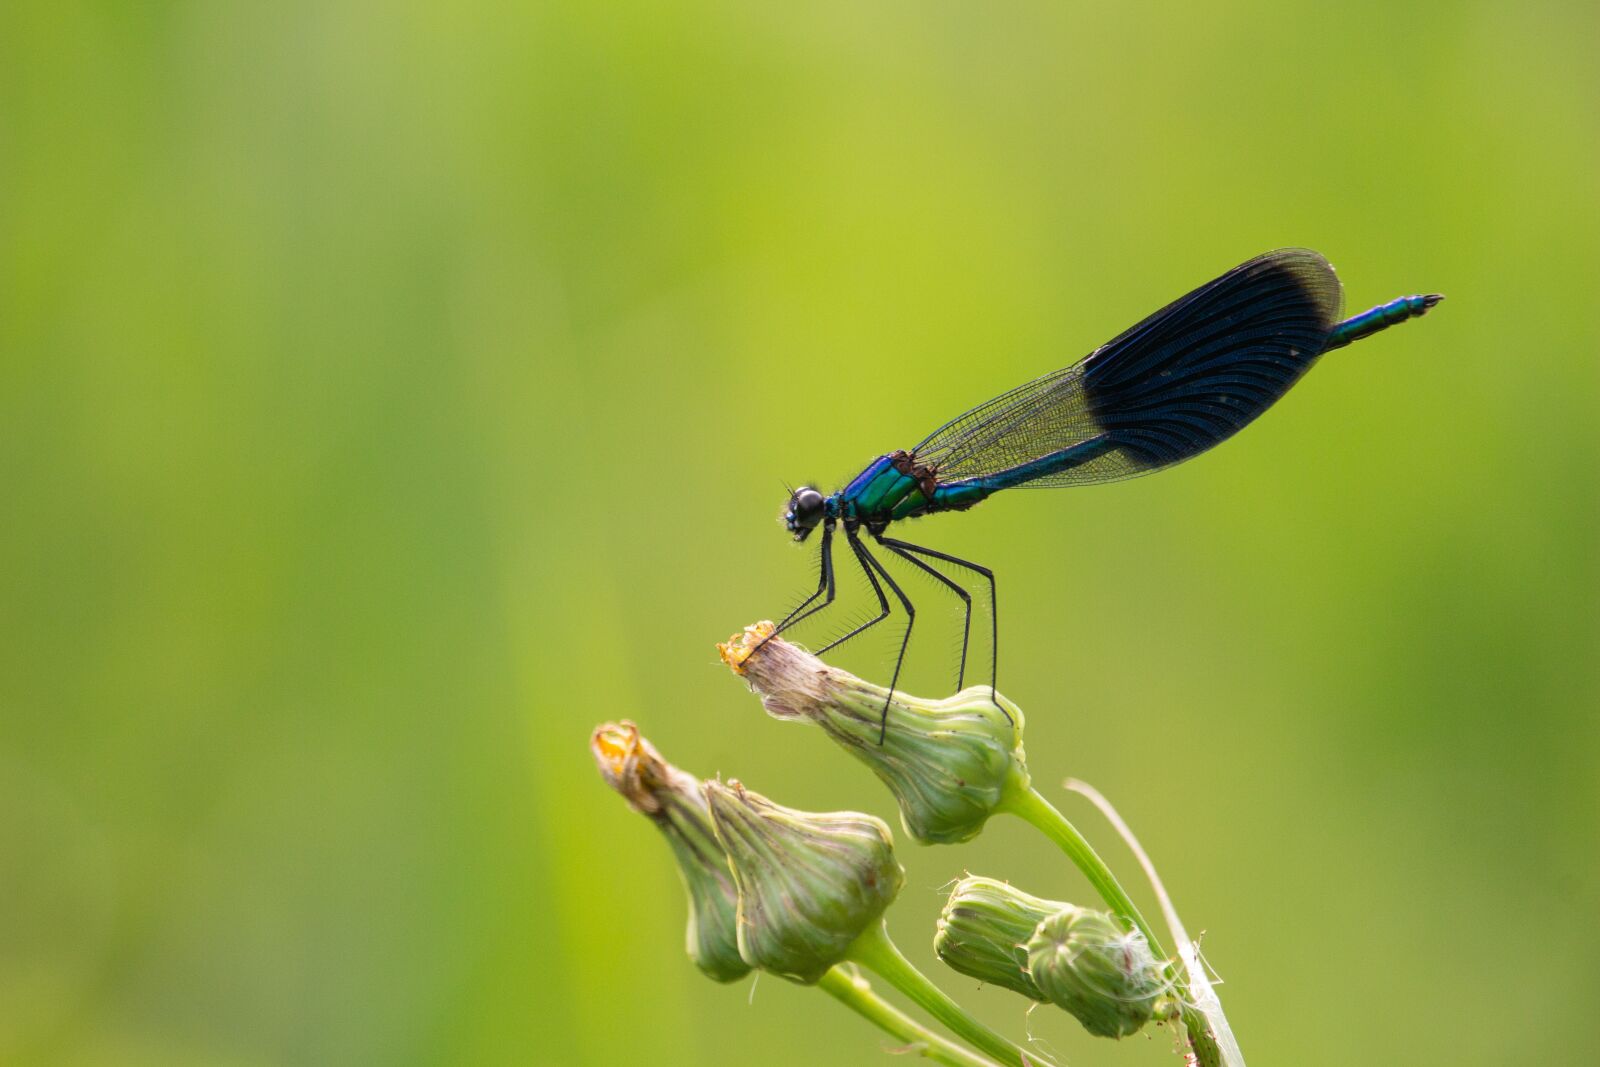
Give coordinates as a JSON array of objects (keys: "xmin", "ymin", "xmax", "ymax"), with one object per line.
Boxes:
[{"xmin": 794, "ymin": 488, "xmax": 824, "ymax": 520}]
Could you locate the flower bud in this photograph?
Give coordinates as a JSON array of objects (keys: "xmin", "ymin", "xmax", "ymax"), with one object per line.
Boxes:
[
  {"xmin": 1025, "ymin": 906, "xmax": 1175, "ymax": 1038},
  {"xmin": 590, "ymin": 722, "xmax": 750, "ymax": 982},
  {"xmin": 704, "ymin": 778, "xmax": 904, "ymax": 984},
  {"xmin": 719, "ymin": 622, "xmax": 1028, "ymax": 844},
  {"xmin": 933, "ymin": 875, "xmax": 1059, "ymax": 1000}
]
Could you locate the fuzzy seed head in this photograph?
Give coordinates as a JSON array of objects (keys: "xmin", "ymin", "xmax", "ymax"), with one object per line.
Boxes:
[
  {"xmin": 933, "ymin": 875, "xmax": 1062, "ymax": 1000},
  {"xmin": 1026, "ymin": 907, "xmax": 1174, "ymax": 1039}
]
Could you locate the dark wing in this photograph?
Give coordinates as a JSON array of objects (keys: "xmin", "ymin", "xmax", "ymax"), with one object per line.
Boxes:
[{"xmin": 910, "ymin": 249, "xmax": 1345, "ymax": 487}]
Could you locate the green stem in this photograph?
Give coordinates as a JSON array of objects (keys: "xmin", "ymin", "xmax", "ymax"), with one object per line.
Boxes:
[
  {"xmin": 1000, "ymin": 785, "xmax": 1223, "ymax": 1067},
  {"xmin": 817, "ymin": 965, "xmax": 1005, "ymax": 1067},
  {"xmin": 845, "ymin": 921, "xmax": 1057, "ymax": 1067}
]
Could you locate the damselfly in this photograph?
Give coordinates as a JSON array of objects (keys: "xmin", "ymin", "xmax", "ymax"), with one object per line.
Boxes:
[{"xmin": 768, "ymin": 249, "xmax": 1441, "ymax": 739}]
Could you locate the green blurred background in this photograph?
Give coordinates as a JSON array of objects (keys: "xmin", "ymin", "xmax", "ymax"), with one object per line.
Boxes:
[{"xmin": 2, "ymin": 2, "xmax": 1597, "ymax": 1065}]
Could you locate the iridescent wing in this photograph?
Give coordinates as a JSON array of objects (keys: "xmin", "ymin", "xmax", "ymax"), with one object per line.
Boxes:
[{"xmin": 911, "ymin": 249, "xmax": 1345, "ymax": 487}]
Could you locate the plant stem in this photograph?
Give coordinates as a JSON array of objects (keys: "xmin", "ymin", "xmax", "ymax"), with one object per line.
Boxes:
[
  {"xmin": 817, "ymin": 965, "xmax": 1005, "ymax": 1067},
  {"xmin": 845, "ymin": 920, "xmax": 1057, "ymax": 1067},
  {"xmin": 1000, "ymin": 785, "xmax": 1224, "ymax": 1067}
]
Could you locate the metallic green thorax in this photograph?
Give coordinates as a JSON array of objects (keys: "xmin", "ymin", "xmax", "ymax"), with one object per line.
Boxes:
[
  {"xmin": 838, "ymin": 455, "xmax": 923, "ymax": 521},
  {"xmin": 834, "ymin": 452, "xmax": 994, "ymax": 527}
]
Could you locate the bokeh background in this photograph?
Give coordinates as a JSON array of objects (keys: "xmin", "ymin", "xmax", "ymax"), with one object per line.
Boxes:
[{"xmin": 3, "ymin": 3, "xmax": 1597, "ymax": 1065}]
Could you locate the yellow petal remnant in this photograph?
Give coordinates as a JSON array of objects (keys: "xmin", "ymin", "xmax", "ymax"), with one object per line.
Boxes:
[
  {"xmin": 718, "ymin": 619, "xmax": 776, "ymax": 675},
  {"xmin": 590, "ymin": 720, "xmax": 665, "ymax": 816},
  {"xmin": 591, "ymin": 720, "xmax": 636, "ymax": 777}
]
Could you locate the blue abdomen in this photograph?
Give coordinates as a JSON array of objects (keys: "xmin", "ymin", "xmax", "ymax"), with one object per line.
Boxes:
[
  {"xmin": 929, "ymin": 435, "xmax": 1117, "ymax": 505},
  {"xmin": 1325, "ymin": 293, "xmax": 1442, "ymax": 351}
]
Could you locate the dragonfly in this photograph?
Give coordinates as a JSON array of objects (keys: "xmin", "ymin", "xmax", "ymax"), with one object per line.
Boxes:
[{"xmin": 767, "ymin": 248, "xmax": 1442, "ymax": 740}]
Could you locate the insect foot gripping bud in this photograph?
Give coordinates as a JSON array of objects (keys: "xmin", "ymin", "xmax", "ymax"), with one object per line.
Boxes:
[
  {"xmin": 718, "ymin": 622, "xmax": 1028, "ymax": 845},
  {"xmin": 590, "ymin": 722, "xmax": 750, "ymax": 983},
  {"xmin": 1025, "ymin": 907, "xmax": 1177, "ymax": 1039},
  {"xmin": 704, "ymin": 779, "xmax": 905, "ymax": 985},
  {"xmin": 933, "ymin": 875, "xmax": 1064, "ymax": 1001}
]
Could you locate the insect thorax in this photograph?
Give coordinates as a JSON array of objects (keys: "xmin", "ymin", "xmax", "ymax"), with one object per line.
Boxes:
[{"xmin": 837, "ymin": 451, "xmax": 943, "ymax": 525}]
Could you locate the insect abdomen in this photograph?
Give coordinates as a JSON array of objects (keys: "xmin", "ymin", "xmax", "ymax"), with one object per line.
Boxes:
[
  {"xmin": 937, "ymin": 435, "xmax": 1118, "ymax": 498},
  {"xmin": 1324, "ymin": 293, "xmax": 1443, "ymax": 352}
]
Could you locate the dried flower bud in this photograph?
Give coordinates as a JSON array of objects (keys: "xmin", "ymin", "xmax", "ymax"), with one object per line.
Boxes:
[
  {"xmin": 1025, "ymin": 906, "xmax": 1175, "ymax": 1038},
  {"xmin": 705, "ymin": 779, "xmax": 904, "ymax": 984},
  {"xmin": 933, "ymin": 875, "xmax": 1059, "ymax": 1000},
  {"xmin": 718, "ymin": 622, "xmax": 1028, "ymax": 844},
  {"xmin": 591, "ymin": 722, "xmax": 750, "ymax": 982}
]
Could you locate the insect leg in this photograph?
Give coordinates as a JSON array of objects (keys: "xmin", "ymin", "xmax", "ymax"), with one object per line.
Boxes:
[
  {"xmin": 875, "ymin": 539, "xmax": 1004, "ymax": 721},
  {"xmin": 815, "ymin": 527, "xmax": 891, "ymax": 656},
  {"xmin": 852, "ymin": 533, "xmax": 915, "ymax": 744},
  {"xmin": 769, "ymin": 524, "xmax": 836, "ymax": 637},
  {"xmin": 877, "ymin": 534, "xmax": 972, "ymax": 691}
]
